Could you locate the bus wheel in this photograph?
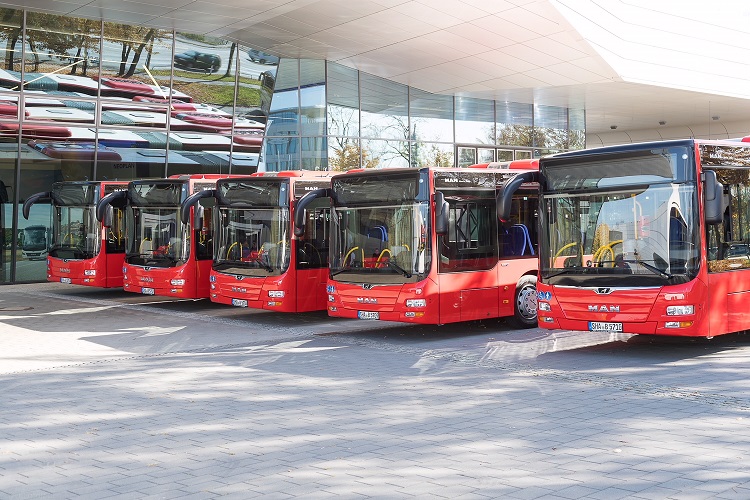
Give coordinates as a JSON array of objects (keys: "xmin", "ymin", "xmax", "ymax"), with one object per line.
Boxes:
[{"xmin": 511, "ymin": 275, "xmax": 537, "ymax": 329}]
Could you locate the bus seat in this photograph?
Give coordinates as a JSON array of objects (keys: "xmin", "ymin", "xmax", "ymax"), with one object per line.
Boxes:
[{"xmin": 509, "ymin": 224, "xmax": 534, "ymax": 256}]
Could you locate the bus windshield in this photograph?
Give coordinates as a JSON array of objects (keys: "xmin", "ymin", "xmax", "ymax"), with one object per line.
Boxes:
[
  {"xmin": 50, "ymin": 206, "xmax": 101, "ymax": 259},
  {"xmin": 126, "ymin": 208, "xmax": 188, "ymax": 267},
  {"xmin": 542, "ymin": 150, "xmax": 700, "ymax": 286},
  {"xmin": 330, "ymin": 202, "xmax": 430, "ymax": 283},
  {"xmin": 214, "ymin": 207, "xmax": 290, "ymax": 276}
]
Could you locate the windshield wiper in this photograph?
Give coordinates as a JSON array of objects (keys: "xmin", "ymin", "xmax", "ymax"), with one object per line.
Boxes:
[
  {"xmin": 331, "ymin": 265, "xmax": 358, "ymax": 277},
  {"xmin": 545, "ymin": 266, "xmax": 586, "ymax": 279},
  {"xmin": 623, "ymin": 259, "xmax": 673, "ymax": 279},
  {"xmin": 386, "ymin": 260, "xmax": 412, "ymax": 278}
]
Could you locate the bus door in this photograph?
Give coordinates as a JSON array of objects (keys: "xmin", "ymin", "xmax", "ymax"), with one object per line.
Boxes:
[
  {"xmin": 295, "ymin": 195, "xmax": 330, "ymax": 312},
  {"xmin": 437, "ymin": 194, "xmax": 500, "ymax": 323}
]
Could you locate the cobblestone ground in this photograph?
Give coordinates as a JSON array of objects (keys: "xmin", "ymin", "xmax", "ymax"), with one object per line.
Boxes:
[{"xmin": 1, "ymin": 283, "xmax": 750, "ymax": 499}]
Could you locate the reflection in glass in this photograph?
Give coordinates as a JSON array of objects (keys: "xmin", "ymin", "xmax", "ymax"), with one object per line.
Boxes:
[
  {"xmin": 455, "ymin": 96, "xmax": 494, "ymax": 145},
  {"xmin": 535, "ymin": 105, "xmax": 569, "ymax": 153},
  {"xmin": 361, "ymin": 73, "xmax": 408, "ymax": 141},
  {"xmin": 457, "ymin": 146, "xmax": 476, "ymax": 168},
  {"xmin": 414, "ymin": 142, "xmax": 453, "ymax": 168},
  {"xmin": 327, "ymin": 62, "xmax": 359, "ymax": 137},
  {"xmin": 25, "ymin": 13, "xmax": 100, "ymax": 83},
  {"xmin": 497, "ymin": 101, "xmax": 534, "ymax": 147},
  {"xmin": 362, "ymin": 139, "xmax": 409, "ymax": 168},
  {"xmin": 328, "ymin": 138, "xmax": 363, "ymax": 171},
  {"xmin": 409, "ymin": 89, "xmax": 453, "ymax": 144}
]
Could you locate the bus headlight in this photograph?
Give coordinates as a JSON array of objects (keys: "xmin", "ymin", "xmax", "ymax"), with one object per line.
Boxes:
[
  {"xmin": 666, "ymin": 305, "xmax": 694, "ymax": 316},
  {"xmin": 268, "ymin": 290, "xmax": 285, "ymax": 298},
  {"xmin": 405, "ymin": 299, "xmax": 426, "ymax": 308},
  {"xmin": 84, "ymin": 270, "xmax": 96, "ymax": 276},
  {"xmin": 538, "ymin": 302, "xmax": 551, "ymax": 311},
  {"xmin": 171, "ymin": 279, "xmax": 185, "ymax": 286}
]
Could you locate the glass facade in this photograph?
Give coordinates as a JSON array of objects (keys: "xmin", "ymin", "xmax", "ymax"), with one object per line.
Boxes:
[{"xmin": 0, "ymin": 9, "xmax": 585, "ymax": 284}]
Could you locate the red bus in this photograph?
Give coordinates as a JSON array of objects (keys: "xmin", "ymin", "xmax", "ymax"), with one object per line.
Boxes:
[
  {"xmin": 180, "ymin": 170, "xmax": 332, "ymax": 312},
  {"xmin": 501, "ymin": 139, "xmax": 750, "ymax": 338},
  {"xmin": 98, "ymin": 174, "xmax": 240, "ymax": 299},
  {"xmin": 321, "ymin": 166, "xmax": 539, "ymax": 325},
  {"xmin": 23, "ymin": 181, "xmax": 128, "ymax": 287}
]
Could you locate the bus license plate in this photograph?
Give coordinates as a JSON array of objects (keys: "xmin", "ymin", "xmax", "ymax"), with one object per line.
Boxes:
[
  {"xmin": 358, "ymin": 311, "xmax": 379, "ymax": 320},
  {"xmin": 589, "ymin": 321, "xmax": 622, "ymax": 332},
  {"xmin": 141, "ymin": 287, "xmax": 155, "ymax": 295},
  {"xmin": 231, "ymin": 298, "xmax": 248, "ymax": 307},
  {"xmin": 60, "ymin": 277, "xmax": 72, "ymax": 284}
]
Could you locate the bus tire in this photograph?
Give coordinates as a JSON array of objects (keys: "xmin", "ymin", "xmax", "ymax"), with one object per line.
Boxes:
[{"xmin": 510, "ymin": 275, "xmax": 537, "ymax": 329}]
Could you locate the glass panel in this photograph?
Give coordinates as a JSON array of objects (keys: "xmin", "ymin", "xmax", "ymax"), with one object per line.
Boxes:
[
  {"xmin": 266, "ymin": 59, "xmax": 299, "ymax": 138},
  {"xmin": 515, "ymin": 150, "xmax": 532, "ymax": 160},
  {"xmin": 264, "ymin": 136, "xmax": 299, "ymax": 171},
  {"xmin": 569, "ymin": 108, "xmax": 586, "ymax": 150},
  {"xmin": 535, "ymin": 105, "xmax": 569, "ymax": 152},
  {"xmin": 328, "ymin": 137, "xmax": 362, "ymax": 171},
  {"xmin": 478, "ymin": 148, "xmax": 495, "ymax": 163},
  {"xmin": 101, "ymin": 23, "xmax": 176, "ymax": 109},
  {"xmin": 95, "ymin": 128, "xmax": 169, "ymax": 179},
  {"xmin": 25, "ymin": 14, "xmax": 101, "ymax": 89},
  {"xmin": 0, "ymin": 8, "xmax": 22, "ymax": 89},
  {"xmin": 457, "ymin": 146, "xmax": 476, "ymax": 168},
  {"xmin": 409, "ymin": 88, "xmax": 453, "ymax": 144},
  {"xmin": 497, "ymin": 149, "xmax": 514, "ymax": 161},
  {"xmin": 360, "ymin": 73, "xmax": 408, "ymax": 141},
  {"xmin": 301, "ymin": 135, "xmax": 326, "ymax": 171},
  {"xmin": 413, "ymin": 141, "xmax": 453, "ymax": 168},
  {"xmin": 455, "ymin": 96, "xmax": 493, "ymax": 145},
  {"xmin": 19, "ymin": 140, "xmax": 58, "ymax": 281},
  {"xmin": 496, "ymin": 101, "xmax": 534, "ymax": 147},
  {"xmin": 299, "ymin": 60, "xmax": 325, "ymax": 137},
  {"xmin": 327, "ymin": 62, "xmax": 358, "ymax": 137},
  {"xmin": 0, "ymin": 136, "xmax": 17, "ymax": 283},
  {"xmin": 362, "ymin": 139, "xmax": 409, "ymax": 168}
]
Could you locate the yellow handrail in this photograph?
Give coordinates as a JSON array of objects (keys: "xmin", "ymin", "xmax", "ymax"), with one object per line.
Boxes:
[{"xmin": 375, "ymin": 248, "xmax": 392, "ymax": 267}]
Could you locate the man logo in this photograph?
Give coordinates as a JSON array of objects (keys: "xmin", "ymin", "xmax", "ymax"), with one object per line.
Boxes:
[
  {"xmin": 362, "ymin": 284, "xmax": 373, "ymax": 290},
  {"xmin": 594, "ymin": 288, "xmax": 613, "ymax": 295},
  {"xmin": 588, "ymin": 305, "xmax": 620, "ymax": 312}
]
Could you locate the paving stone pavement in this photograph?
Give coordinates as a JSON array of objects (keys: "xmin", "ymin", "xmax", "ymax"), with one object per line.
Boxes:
[{"xmin": 1, "ymin": 283, "xmax": 750, "ymax": 499}]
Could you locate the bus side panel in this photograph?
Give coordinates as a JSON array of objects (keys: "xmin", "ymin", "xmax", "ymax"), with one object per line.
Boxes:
[
  {"xmin": 438, "ymin": 270, "xmax": 498, "ymax": 323},
  {"xmin": 106, "ymin": 252, "xmax": 125, "ymax": 288},
  {"xmin": 195, "ymin": 260, "xmax": 213, "ymax": 298},
  {"xmin": 497, "ymin": 259, "xmax": 538, "ymax": 318},
  {"xmin": 296, "ymin": 268, "xmax": 327, "ymax": 312},
  {"xmin": 707, "ymin": 271, "xmax": 750, "ymax": 335}
]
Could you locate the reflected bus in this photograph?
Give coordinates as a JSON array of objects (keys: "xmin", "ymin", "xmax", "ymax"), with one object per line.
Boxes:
[{"xmin": 23, "ymin": 181, "xmax": 128, "ymax": 286}]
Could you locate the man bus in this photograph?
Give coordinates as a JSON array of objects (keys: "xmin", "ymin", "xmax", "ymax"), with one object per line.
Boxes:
[
  {"xmin": 318, "ymin": 166, "xmax": 539, "ymax": 325},
  {"xmin": 180, "ymin": 170, "xmax": 332, "ymax": 312},
  {"xmin": 23, "ymin": 181, "xmax": 128, "ymax": 286},
  {"xmin": 499, "ymin": 138, "xmax": 750, "ymax": 338},
  {"xmin": 97, "ymin": 174, "xmax": 240, "ymax": 299}
]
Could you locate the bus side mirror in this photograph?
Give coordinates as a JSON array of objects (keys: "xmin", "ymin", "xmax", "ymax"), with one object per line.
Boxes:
[
  {"xmin": 434, "ymin": 191, "xmax": 448, "ymax": 235},
  {"xmin": 704, "ymin": 170, "xmax": 726, "ymax": 224},
  {"xmin": 102, "ymin": 205, "xmax": 114, "ymax": 228}
]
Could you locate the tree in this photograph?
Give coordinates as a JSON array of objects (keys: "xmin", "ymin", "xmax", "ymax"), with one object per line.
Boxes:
[{"xmin": 224, "ymin": 42, "xmax": 237, "ymax": 77}]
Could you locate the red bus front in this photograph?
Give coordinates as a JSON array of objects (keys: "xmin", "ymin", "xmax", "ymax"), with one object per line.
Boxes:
[
  {"xmin": 24, "ymin": 181, "xmax": 127, "ymax": 288},
  {"xmin": 534, "ymin": 139, "xmax": 743, "ymax": 337},
  {"xmin": 327, "ymin": 167, "xmax": 539, "ymax": 326},
  {"xmin": 208, "ymin": 174, "xmax": 331, "ymax": 312},
  {"xmin": 121, "ymin": 177, "xmax": 219, "ymax": 299}
]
